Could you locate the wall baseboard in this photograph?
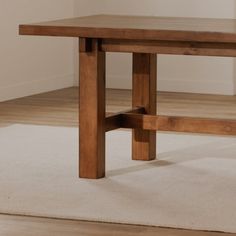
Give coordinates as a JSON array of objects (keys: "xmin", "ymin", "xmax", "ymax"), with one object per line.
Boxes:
[
  {"xmin": 106, "ymin": 75, "xmax": 235, "ymax": 95},
  {"xmin": 0, "ymin": 74, "xmax": 74, "ymax": 102}
]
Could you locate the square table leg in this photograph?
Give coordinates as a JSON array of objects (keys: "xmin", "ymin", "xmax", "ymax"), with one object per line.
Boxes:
[
  {"xmin": 132, "ymin": 53, "xmax": 157, "ymax": 161},
  {"xmin": 79, "ymin": 38, "xmax": 106, "ymax": 179}
]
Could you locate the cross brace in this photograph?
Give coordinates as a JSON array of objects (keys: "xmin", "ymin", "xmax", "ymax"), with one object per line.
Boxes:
[{"xmin": 106, "ymin": 108, "xmax": 236, "ymax": 136}]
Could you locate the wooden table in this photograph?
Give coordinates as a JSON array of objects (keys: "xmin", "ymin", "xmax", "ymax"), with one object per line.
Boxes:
[{"xmin": 19, "ymin": 15, "xmax": 236, "ymax": 179}]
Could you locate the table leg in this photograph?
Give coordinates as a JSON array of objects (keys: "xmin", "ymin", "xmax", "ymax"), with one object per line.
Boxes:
[
  {"xmin": 79, "ymin": 38, "xmax": 106, "ymax": 179},
  {"xmin": 132, "ymin": 53, "xmax": 157, "ymax": 161}
]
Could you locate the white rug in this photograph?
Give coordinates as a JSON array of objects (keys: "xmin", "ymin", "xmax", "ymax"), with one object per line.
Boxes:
[{"xmin": 0, "ymin": 124, "xmax": 236, "ymax": 233}]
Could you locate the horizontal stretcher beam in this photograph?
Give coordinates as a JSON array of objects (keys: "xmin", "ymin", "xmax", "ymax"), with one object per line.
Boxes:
[
  {"xmin": 101, "ymin": 39, "xmax": 236, "ymax": 57},
  {"xmin": 106, "ymin": 111, "xmax": 236, "ymax": 136}
]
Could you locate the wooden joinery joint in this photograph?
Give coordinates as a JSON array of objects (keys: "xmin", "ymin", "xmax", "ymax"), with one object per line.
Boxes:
[
  {"xmin": 105, "ymin": 107, "xmax": 145, "ymax": 132},
  {"xmin": 79, "ymin": 38, "xmax": 93, "ymax": 52}
]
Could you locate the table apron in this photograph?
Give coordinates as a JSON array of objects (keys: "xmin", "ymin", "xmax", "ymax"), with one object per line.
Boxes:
[{"xmin": 101, "ymin": 39, "xmax": 236, "ymax": 57}]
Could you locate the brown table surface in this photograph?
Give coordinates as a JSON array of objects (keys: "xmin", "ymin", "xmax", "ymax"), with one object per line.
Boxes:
[{"xmin": 19, "ymin": 14, "xmax": 236, "ymax": 43}]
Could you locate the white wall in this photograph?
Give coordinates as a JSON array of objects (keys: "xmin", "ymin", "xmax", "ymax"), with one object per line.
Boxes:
[
  {"xmin": 74, "ymin": 0, "xmax": 236, "ymax": 95},
  {"xmin": 0, "ymin": 0, "xmax": 75, "ymax": 102},
  {"xmin": 1, "ymin": 0, "xmax": 236, "ymax": 102}
]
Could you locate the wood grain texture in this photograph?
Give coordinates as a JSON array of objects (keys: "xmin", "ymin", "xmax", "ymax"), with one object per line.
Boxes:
[
  {"xmin": 0, "ymin": 214, "xmax": 234, "ymax": 236},
  {"xmin": 19, "ymin": 15, "xmax": 236, "ymax": 43},
  {"xmin": 0, "ymin": 88, "xmax": 236, "ymax": 126},
  {"xmin": 102, "ymin": 39, "xmax": 236, "ymax": 57},
  {"xmin": 79, "ymin": 38, "xmax": 106, "ymax": 179},
  {"xmin": 132, "ymin": 53, "xmax": 157, "ymax": 161},
  {"xmin": 121, "ymin": 113, "xmax": 236, "ymax": 135}
]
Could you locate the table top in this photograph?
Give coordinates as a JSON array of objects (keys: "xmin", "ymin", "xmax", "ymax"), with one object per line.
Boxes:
[{"xmin": 19, "ymin": 14, "xmax": 236, "ymax": 43}]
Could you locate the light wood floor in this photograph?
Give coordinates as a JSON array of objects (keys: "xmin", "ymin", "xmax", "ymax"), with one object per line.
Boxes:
[
  {"xmin": 0, "ymin": 87, "xmax": 236, "ymax": 127},
  {"xmin": 0, "ymin": 214, "xmax": 233, "ymax": 236},
  {"xmin": 0, "ymin": 87, "xmax": 236, "ymax": 236}
]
